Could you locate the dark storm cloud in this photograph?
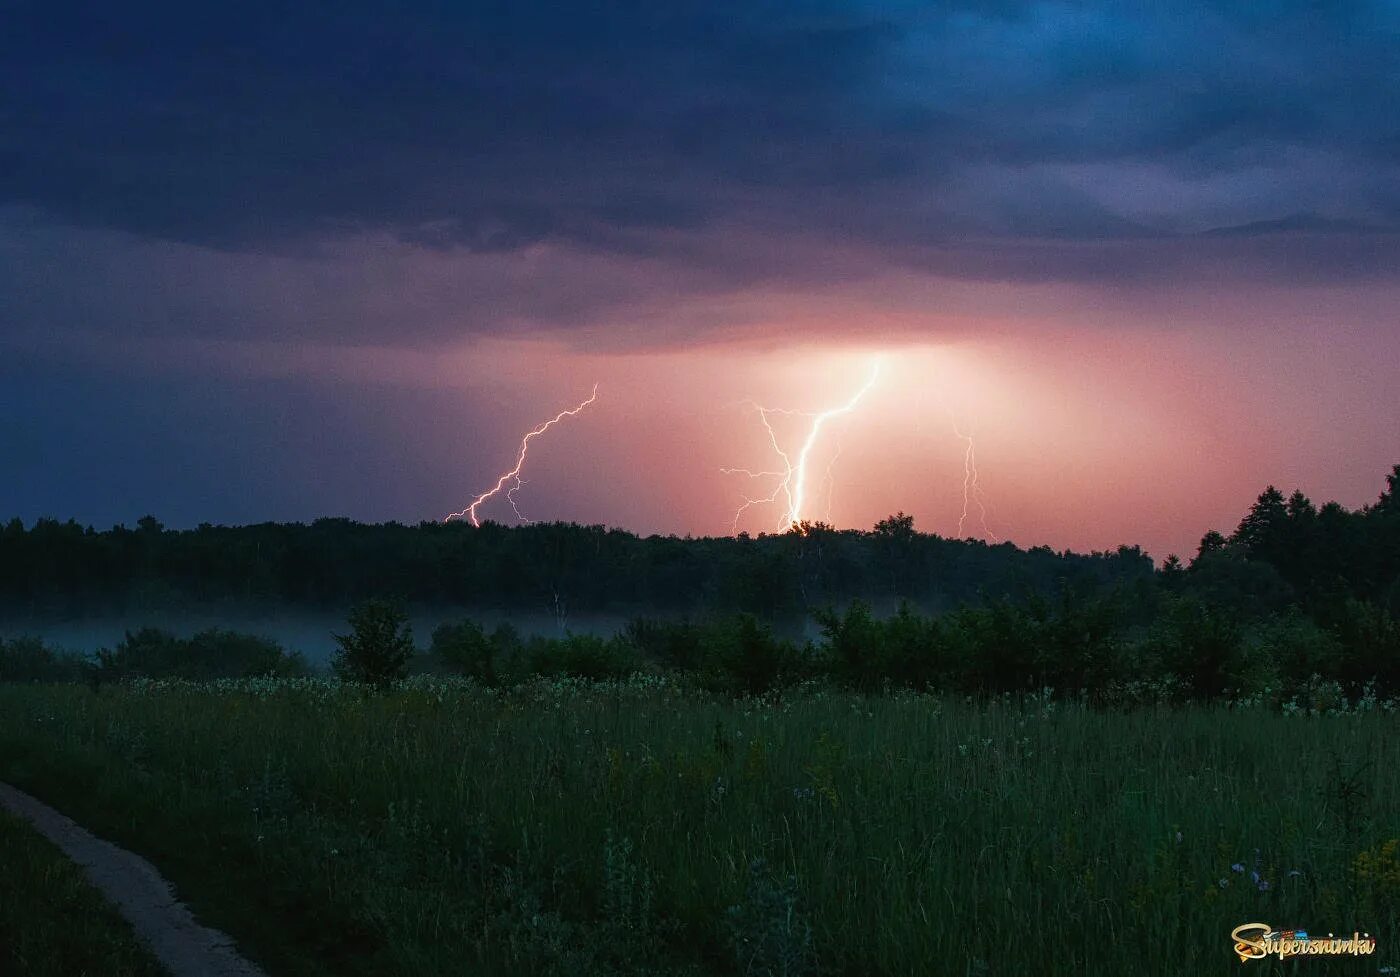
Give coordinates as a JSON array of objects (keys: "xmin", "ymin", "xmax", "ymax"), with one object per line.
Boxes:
[
  {"xmin": 3, "ymin": 1, "xmax": 902, "ymax": 246},
  {"xmin": 3, "ymin": 0, "xmax": 1400, "ymax": 344}
]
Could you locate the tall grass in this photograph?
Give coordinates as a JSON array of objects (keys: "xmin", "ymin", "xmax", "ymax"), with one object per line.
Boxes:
[
  {"xmin": 0, "ymin": 807, "xmax": 166, "ymax": 977},
  {"xmin": 1, "ymin": 677, "xmax": 1396, "ymax": 975}
]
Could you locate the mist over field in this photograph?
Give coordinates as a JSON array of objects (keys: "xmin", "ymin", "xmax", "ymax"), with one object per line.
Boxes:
[{"xmin": 0, "ymin": 606, "xmax": 640, "ymax": 667}]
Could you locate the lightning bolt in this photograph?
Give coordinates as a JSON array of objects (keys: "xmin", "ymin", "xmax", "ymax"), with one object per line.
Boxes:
[
  {"xmin": 445, "ymin": 384, "xmax": 599, "ymax": 527},
  {"xmin": 952, "ymin": 420, "xmax": 999, "ymax": 542},
  {"xmin": 821, "ymin": 438, "xmax": 844, "ymax": 525},
  {"xmin": 724, "ymin": 359, "xmax": 881, "ymax": 534}
]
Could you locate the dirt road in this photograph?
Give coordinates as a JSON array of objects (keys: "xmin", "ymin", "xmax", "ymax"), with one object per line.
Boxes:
[{"xmin": 0, "ymin": 782, "xmax": 269, "ymax": 977}]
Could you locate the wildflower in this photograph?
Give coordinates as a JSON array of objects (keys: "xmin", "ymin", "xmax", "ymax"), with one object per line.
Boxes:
[
  {"xmin": 1257, "ymin": 879, "xmax": 1270, "ymax": 892},
  {"xmin": 1232, "ymin": 863, "xmax": 1245, "ymax": 873},
  {"xmin": 1175, "ymin": 831, "xmax": 1183, "ymax": 845},
  {"xmin": 1219, "ymin": 879, "xmax": 1229, "ymax": 888},
  {"xmin": 1288, "ymin": 869, "xmax": 1302, "ymax": 878}
]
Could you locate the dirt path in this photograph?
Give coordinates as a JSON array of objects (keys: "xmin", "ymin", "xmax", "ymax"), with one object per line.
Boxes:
[{"xmin": 0, "ymin": 781, "xmax": 269, "ymax": 977}]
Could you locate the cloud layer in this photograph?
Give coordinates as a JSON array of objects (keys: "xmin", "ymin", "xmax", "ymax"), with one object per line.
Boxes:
[
  {"xmin": 5, "ymin": 1, "xmax": 1400, "ymax": 347},
  {"xmin": 5, "ymin": 2, "xmax": 1399, "ymax": 554}
]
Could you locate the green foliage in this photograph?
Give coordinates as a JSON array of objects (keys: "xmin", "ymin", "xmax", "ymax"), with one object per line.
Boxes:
[
  {"xmin": 1329, "ymin": 599, "xmax": 1400, "ymax": 691},
  {"xmin": 0, "ymin": 508, "xmax": 1158, "ymax": 618},
  {"xmin": 622, "ymin": 615, "xmax": 808, "ymax": 694},
  {"xmin": 945, "ymin": 599, "xmax": 1042, "ymax": 693},
  {"xmin": 726, "ymin": 859, "xmax": 816, "ymax": 977},
  {"xmin": 0, "ymin": 808, "xmax": 166, "ymax": 977},
  {"xmin": 815, "ymin": 600, "xmax": 882, "ymax": 690},
  {"xmin": 1146, "ymin": 598, "xmax": 1252, "ymax": 700},
  {"xmin": 95, "ymin": 627, "xmax": 306, "ymax": 682},
  {"xmin": 332, "ymin": 599, "xmax": 414, "ymax": 686},
  {"xmin": 0, "ymin": 636, "xmax": 87, "ymax": 682},
  {"xmin": 623, "ymin": 617, "xmax": 705, "ymax": 670},
  {"xmin": 697, "ymin": 615, "xmax": 805, "ymax": 694},
  {"xmin": 1249, "ymin": 611, "xmax": 1342, "ymax": 692},
  {"xmin": 430, "ymin": 620, "xmax": 498, "ymax": 684},
  {"xmin": 528, "ymin": 632, "xmax": 642, "ymax": 681},
  {"xmin": 2, "ymin": 679, "xmax": 1399, "ymax": 976},
  {"xmin": 1028, "ymin": 589, "xmax": 1130, "ymax": 695}
]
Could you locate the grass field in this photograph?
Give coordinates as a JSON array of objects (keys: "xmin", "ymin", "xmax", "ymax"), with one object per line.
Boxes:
[
  {"xmin": 0, "ymin": 676, "xmax": 1397, "ymax": 975},
  {"xmin": 0, "ymin": 804, "xmax": 166, "ymax": 977}
]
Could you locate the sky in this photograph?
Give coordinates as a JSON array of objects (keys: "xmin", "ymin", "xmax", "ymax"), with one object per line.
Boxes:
[{"xmin": 3, "ymin": 1, "xmax": 1399, "ymax": 561}]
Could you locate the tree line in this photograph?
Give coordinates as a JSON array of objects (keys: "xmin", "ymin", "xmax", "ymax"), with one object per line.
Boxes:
[
  {"xmin": 2, "ymin": 464, "xmax": 1397, "ymax": 702},
  {"xmin": 0, "ymin": 510, "xmax": 1153, "ymax": 617}
]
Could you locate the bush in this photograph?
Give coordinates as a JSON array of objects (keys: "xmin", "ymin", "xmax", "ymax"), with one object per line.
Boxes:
[
  {"xmin": 431, "ymin": 620, "xmax": 498, "ymax": 684},
  {"xmin": 1029, "ymin": 590, "xmax": 1130, "ymax": 696},
  {"xmin": 1329, "ymin": 599, "xmax": 1400, "ymax": 693},
  {"xmin": 96, "ymin": 628, "xmax": 184, "ymax": 681},
  {"xmin": 1249, "ymin": 612, "xmax": 1342, "ymax": 694},
  {"xmin": 943, "ymin": 600, "xmax": 1041, "ymax": 694},
  {"xmin": 0, "ymin": 636, "xmax": 87, "ymax": 683},
  {"xmin": 707, "ymin": 614, "xmax": 807, "ymax": 695},
  {"xmin": 1145, "ymin": 598, "xmax": 1255, "ymax": 700},
  {"xmin": 815, "ymin": 600, "xmax": 884, "ymax": 690},
  {"xmin": 95, "ymin": 628, "xmax": 306, "ymax": 681},
  {"xmin": 528, "ymin": 633, "xmax": 641, "ymax": 681},
  {"xmin": 622, "ymin": 617, "xmax": 705, "ymax": 670},
  {"xmin": 332, "ymin": 599, "xmax": 414, "ymax": 686},
  {"xmin": 187, "ymin": 629, "xmax": 307, "ymax": 678}
]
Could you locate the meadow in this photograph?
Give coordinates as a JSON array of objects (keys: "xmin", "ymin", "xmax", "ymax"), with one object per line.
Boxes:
[{"xmin": 1, "ymin": 676, "xmax": 1397, "ymax": 975}]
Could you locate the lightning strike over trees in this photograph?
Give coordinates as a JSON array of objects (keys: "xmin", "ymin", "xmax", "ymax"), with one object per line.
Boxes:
[
  {"xmin": 445, "ymin": 384, "xmax": 599, "ymax": 527},
  {"xmin": 953, "ymin": 421, "xmax": 999, "ymax": 542},
  {"xmin": 723, "ymin": 360, "xmax": 882, "ymax": 534}
]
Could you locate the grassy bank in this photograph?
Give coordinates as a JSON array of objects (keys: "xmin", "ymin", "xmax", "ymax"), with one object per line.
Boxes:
[
  {"xmin": 0, "ymin": 805, "xmax": 166, "ymax": 977},
  {"xmin": 1, "ymin": 677, "xmax": 1397, "ymax": 975}
]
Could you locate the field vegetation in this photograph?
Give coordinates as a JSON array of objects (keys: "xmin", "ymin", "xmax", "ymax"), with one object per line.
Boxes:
[
  {"xmin": 0, "ymin": 805, "xmax": 166, "ymax": 977},
  {"xmin": 1, "ymin": 466, "xmax": 1398, "ymax": 974},
  {"xmin": 1, "ymin": 677, "xmax": 1397, "ymax": 975}
]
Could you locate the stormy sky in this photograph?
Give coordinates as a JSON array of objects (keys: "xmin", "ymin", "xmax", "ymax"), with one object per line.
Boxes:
[{"xmin": 4, "ymin": 1, "xmax": 1398, "ymax": 558}]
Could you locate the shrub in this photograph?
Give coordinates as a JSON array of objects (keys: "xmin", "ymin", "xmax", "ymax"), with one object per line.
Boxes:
[
  {"xmin": 1329, "ymin": 599, "xmax": 1400, "ymax": 694},
  {"xmin": 0, "ymin": 636, "xmax": 87, "ymax": 682},
  {"xmin": 623, "ymin": 617, "xmax": 705, "ymax": 670},
  {"xmin": 528, "ymin": 632, "xmax": 642, "ymax": 681},
  {"xmin": 96, "ymin": 628, "xmax": 183, "ymax": 681},
  {"xmin": 332, "ymin": 599, "xmax": 414, "ymax": 686},
  {"xmin": 943, "ymin": 600, "xmax": 1041, "ymax": 694},
  {"xmin": 1145, "ymin": 598, "xmax": 1255, "ymax": 700},
  {"xmin": 431, "ymin": 620, "xmax": 497, "ymax": 684},
  {"xmin": 1030, "ymin": 590, "xmax": 1130, "ymax": 696},
  {"xmin": 708, "ymin": 614, "xmax": 807, "ymax": 695},
  {"xmin": 1249, "ymin": 612, "xmax": 1342, "ymax": 694},
  {"xmin": 815, "ymin": 600, "xmax": 884, "ymax": 690},
  {"xmin": 187, "ymin": 629, "xmax": 307, "ymax": 678},
  {"xmin": 95, "ymin": 627, "xmax": 306, "ymax": 681}
]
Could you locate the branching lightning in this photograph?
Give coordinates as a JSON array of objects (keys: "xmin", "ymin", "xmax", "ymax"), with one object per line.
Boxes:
[
  {"xmin": 445, "ymin": 384, "xmax": 599, "ymax": 527},
  {"xmin": 952, "ymin": 420, "xmax": 999, "ymax": 542},
  {"xmin": 723, "ymin": 360, "xmax": 881, "ymax": 533}
]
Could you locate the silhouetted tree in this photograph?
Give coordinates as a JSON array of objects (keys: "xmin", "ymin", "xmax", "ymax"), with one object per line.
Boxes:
[
  {"xmin": 1233, "ymin": 486, "xmax": 1289, "ymax": 565},
  {"xmin": 1376, "ymin": 464, "xmax": 1400, "ymax": 516},
  {"xmin": 1193, "ymin": 530, "xmax": 1228, "ymax": 566},
  {"xmin": 332, "ymin": 599, "xmax": 414, "ymax": 686}
]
